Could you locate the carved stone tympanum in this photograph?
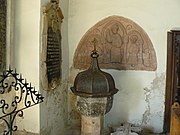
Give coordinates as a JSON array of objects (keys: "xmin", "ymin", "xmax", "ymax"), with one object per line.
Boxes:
[{"xmin": 73, "ymin": 16, "xmax": 157, "ymax": 71}]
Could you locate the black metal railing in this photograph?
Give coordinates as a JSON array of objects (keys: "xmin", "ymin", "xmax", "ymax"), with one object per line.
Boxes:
[{"xmin": 0, "ymin": 67, "xmax": 44, "ymax": 135}]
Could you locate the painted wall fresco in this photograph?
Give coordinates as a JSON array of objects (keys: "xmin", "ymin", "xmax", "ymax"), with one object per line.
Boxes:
[{"xmin": 73, "ymin": 16, "xmax": 157, "ymax": 71}]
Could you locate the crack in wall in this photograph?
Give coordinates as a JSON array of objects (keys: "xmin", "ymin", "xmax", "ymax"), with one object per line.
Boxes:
[{"xmin": 142, "ymin": 87, "xmax": 151, "ymax": 125}]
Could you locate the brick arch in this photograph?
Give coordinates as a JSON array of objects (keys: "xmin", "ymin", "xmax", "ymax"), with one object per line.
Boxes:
[{"xmin": 73, "ymin": 15, "xmax": 157, "ymax": 71}]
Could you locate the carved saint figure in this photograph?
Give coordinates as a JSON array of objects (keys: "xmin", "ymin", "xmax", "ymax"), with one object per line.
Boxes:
[
  {"xmin": 127, "ymin": 35, "xmax": 140, "ymax": 66},
  {"xmin": 105, "ymin": 24, "xmax": 124, "ymax": 63}
]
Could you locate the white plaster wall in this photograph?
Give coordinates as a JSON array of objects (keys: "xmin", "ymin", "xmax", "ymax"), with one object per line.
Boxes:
[
  {"xmin": 68, "ymin": 0, "xmax": 180, "ymax": 133},
  {"xmin": 14, "ymin": 0, "xmax": 41, "ymax": 133},
  {"xmin": 13, "ymin": 0, "xmax": 69, "ymax": 134}
]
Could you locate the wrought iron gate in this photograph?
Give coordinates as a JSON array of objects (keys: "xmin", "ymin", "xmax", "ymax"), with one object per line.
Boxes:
[{"xmin": 0, "ymin": 68, "xmax": 44, "ymax": 135}]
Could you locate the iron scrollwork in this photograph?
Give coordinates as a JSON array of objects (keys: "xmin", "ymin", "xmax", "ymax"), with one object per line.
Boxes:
[{"xmin": 0, "ymin": 68, "xmax": 44, "ymax": 135}]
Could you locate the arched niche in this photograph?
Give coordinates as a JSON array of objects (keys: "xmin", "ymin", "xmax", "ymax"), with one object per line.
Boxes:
[{"xmin": 73, "ymin": 16, "xmax": 157, "ymax": 71}]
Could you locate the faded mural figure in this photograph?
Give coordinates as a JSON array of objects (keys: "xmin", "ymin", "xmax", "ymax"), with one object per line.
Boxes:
[
  {"xmin": 127, "ymin": 35, "xmax": 140, "ymax": 67},
  {"xmin": 105, "ymin": 24, "xmax": 124, "ymax": 63}
]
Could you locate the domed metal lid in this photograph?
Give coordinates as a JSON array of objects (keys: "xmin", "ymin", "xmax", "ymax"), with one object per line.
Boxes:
[{"xmin": 71, "ymin": 39, "xmax": 118, "ymax": 98}]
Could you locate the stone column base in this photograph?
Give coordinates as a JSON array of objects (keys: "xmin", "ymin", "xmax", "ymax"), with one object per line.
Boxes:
[
  {"xmin": 81, "ymin": 115, "xmax": 103, "ymax": 135},
  {"xmin": 77, "ymin": 96, "xmax": 114, "ymax": 135}
]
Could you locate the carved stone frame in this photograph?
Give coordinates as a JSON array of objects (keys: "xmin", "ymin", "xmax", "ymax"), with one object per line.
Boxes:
[{"xmin": 41, "ymin": 1, "xmax": 63, "ymax": 91}]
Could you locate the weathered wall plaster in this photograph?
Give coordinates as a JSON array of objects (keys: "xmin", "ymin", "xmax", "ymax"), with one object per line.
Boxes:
[
  {"xmin": 67, "ymin": 68, "xmax": 81, "ymax": 128},
  {"xmin": 40, "ymin": 80, "xmax": 68, "ymax": 135},
  {"xmin": 68, "ymin": 0, "xmax": 180, "ymax": 133},
  {"xmin": 142, "ymin": 73, "xmax": 165, "ymax": 132},
  {"xmin": 14, "ymin": 0, "xmax": 41, "ymax": 133}
]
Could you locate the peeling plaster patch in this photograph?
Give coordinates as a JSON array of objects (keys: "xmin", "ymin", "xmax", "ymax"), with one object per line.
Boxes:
[
  {"xmin": 142, "ymin": 72, "xmax": 166, "ymax": 133},
  {"xmin": 142, "ymin": 87, "xmax": 151, "ymax": 125},
  {"xmin": 67, "ymin": 67, "xmax": 81, "ymax": 127},
  {"xmin": 40, "ymin": 127, "xmax": 51, "ymax": 135},
  {"xmin": 150, "ymin": 73, "xmax": 166, "ymax": 96},
  {"xmin": 41, "ymin": 79, "xmax": 68, "ymax": 135},
  {"xmin": 68, "ymin": 92, "xmax": 80, "ymax": 119},
  {"xmin": 67, "ymin": 91, "xmax": 81, "ymax": 128}
]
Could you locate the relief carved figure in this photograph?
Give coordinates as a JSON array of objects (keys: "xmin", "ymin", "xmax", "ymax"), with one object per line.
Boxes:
[
  {"xmin": 127, "ymin": 35, "xmax": 140, "ymax": 66},
  {"xmin": 41, "ymin": 0, "xmax": 64, "ymax": 91},
  {"xmin": 105, "ymin": 24, "xmax": 124, "ymax": 63},
  {"xmin": 74, "ymin": 16, "xmax": 157, "ymax": 71}
]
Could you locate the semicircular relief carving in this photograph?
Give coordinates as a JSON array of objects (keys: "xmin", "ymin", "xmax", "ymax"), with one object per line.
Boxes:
[{"xmin": 73, "ymin": 16, "xmax": 157, "ymax": 71}]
